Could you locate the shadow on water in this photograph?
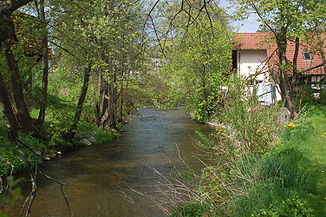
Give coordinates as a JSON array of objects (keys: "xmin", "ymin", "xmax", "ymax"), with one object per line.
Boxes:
[{"xmin": 6, "ymin": 109, "xmax": 213, "ymax": 217}]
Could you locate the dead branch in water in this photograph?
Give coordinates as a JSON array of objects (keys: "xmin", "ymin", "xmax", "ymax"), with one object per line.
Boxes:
[{"xmin": 0, "ymin": 137, "xmax": 73, "ymax": 217}]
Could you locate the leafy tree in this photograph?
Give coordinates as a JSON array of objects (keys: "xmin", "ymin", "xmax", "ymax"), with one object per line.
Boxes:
[
  {"xmin": 35, "ymin": 0, "xmax": 49, "ymax": 126},
  {"xmin": 161, "ymin": 2, "xmax": 233, "ymax": 121},
  {"xmin": 0, "ymin": 0, "xmax": 45, "ymax": 139},
  {"xmin": 50, "ymin": 0, "xmax": 146, "ymax": 131}
]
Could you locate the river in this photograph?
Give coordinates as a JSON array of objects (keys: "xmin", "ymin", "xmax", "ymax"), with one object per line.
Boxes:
[{"xmin": 7, "ymin": 109, "xmax": 213, "ymax": 217}]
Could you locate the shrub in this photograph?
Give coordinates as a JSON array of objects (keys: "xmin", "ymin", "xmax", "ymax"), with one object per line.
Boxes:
[
  {"xmin": 254, "ymin": 195, "xmax": 314, "ymax": 217},
  {"xmin": 217, "ymin": 79, "xmax": 280, "ymax": 155},
  {"xmin": 95, "ymin": 129, "xmax": 118, "ymax": 144}
]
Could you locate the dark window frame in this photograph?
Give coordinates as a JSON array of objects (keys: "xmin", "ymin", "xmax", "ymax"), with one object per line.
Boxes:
[{"xmin": 303, "ymin": 52, "xmax": 313, "ymax": 60}]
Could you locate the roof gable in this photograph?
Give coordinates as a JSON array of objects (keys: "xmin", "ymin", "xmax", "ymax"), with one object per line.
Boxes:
[{"xmin": 234, "ymin": 33, "xmax": 326, "ymax": 74}]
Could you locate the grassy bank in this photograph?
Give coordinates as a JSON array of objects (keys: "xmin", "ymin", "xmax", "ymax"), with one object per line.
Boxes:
[
  {"xmin": 229, "ymin": 106, "xmax": 323, "ymax": 216},
  {"xmin": 0, "ymin": 71, "xmax": 119, "ymax": 175},
  {"xmin": 0, "ymin": 112, "xmax": 118, "ymax": 176},
  {"xmin": 170, "ymin": 104, "xmax": 326, "ymax": 217}
]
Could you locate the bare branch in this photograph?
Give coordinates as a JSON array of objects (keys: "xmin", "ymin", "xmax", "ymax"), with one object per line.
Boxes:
[
  {"xmin": 150, "ymin": 14, "xmax": 166, "ymax": 57},
  {"xmin": 38, "ymin": 170, "xmax": 73, "ymax": 217},
  {"xmin": 49, "ymin": 40, "xmax": 75, "ymax": 57},
  {"xmin": 250, "ymin": 2, "xmax": 277, "ymax": 37},
  {"xmin": 19, "ymin": 167, "xmax": 38, "ymax": 217},
  {"xmin": 203, "ymin": 0, "xmax": 214, "ymax": 35}
]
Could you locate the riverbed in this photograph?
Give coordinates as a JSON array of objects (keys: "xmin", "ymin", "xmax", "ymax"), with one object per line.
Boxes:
[{"xmin": 7, "ymin": 109, "xmax": 213, "ymax": 217}]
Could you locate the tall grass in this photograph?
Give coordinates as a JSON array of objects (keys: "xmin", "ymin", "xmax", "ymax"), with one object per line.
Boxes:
[{"xmin": 169, "ymin": 81, "xmax": 325, "ymax": 217}]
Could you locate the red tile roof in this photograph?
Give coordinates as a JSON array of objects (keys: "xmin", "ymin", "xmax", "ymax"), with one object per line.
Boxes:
[{"xmin": 234, "ymin": 33, "xmax": 326, "ymax": 74}]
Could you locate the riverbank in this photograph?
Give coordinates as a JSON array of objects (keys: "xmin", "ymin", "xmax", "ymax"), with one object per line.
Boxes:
[
  {"xmin": 228, "ymin": 104, "xmax": 326, "ymax": 216},
  {"xmin": 0, "ymin": 110, "xmax": 119, "ymax": 176},
  {"xmin": 170, "ymin": 104, "xmax": 326, "ymax": 216}
]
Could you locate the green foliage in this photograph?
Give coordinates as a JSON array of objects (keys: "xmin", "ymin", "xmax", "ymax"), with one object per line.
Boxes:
[
  {"xmin": 233, "ymin": 0, "xmax": 325, "ymax": 38},
  {"xmin": 294, "ymin": 87, "xmax": 317, "ymax": 107},
  {"xmin": 48, "ymin": 0, "xmax": 147, "ymax": 128},
  {"xmin": 219, "ymin": 77, "xmax": 280, "ymax": 154},
  {"xmin": 12, "ymin": 11, "xmax": 43, "ymax": 56},
  {"xmin": 172, "ymin": 93, "xmax": 326, "ymax": 216},
  {"xmin": 0, "ymin": 129, "xmax": 46, "ymax": 175},
  {"xmin": 192, "ymin": 132, "xmax": 317, "ymax": 216},
  {"xmin": 159, "ymin": 5, "xmax": 233, "ymax": 121},
  {"xmin": 0, "ymin": 176, "xmax": 24, "ymax": 217},
  {"xmin": 318, "ymin": 89, "xmax": 326, "ymax": 105},
  {"xmin": 232, "ymin": 145, "xmax": 315, "ymax": 216},
  {"xmin": 295, "ymin": 87, "xmax": 326, "ymax": 107},
  {"xmin": 262, "ymin": 148, "xmax": 312, "ymax": 189},
  {"xmin": 0, "ymin": 65, "xmax": 118, "ymax": 175},
  {"xmin": 190, "ymin": 104, "xmax": 326, "ymax": 216},
  {"xmin": 170, "ymin": 203, "xmax": 208, "ymax": 217},
  {"xmin": 95, "ymin": 129, "xmax": 119, "ymax": 144},
  {"xmin": 254, "ymin": 195, "xmax": 314, "ymax": 217}
]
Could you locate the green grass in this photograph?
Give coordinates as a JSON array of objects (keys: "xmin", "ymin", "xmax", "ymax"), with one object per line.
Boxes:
[
  {"xmin": 293, "ymin": 105, "xmax": 326, "ymax": 216},
  {"xmin": 170, "ymin": 203, "xmax": 208, "ymax": 217},
  {"xmin": 173, "ymin": 104, "xmax": 326, "ymax": 217},
  {"xmin": 232, "ymin": 105, "xmax": 326, "ymax": 216},
  {"xmin": 0, "ymin": 80, "xmax": 118, "ymax": 175}
]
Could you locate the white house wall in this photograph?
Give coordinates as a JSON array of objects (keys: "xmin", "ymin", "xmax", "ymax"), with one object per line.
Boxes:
[
  {"xmin": 237, "ymin": 50, "xmax": 282, "ymax": 104},
  {"xmin": 238, "ymin": 50, "xmax": 267, "ymax": 81}
]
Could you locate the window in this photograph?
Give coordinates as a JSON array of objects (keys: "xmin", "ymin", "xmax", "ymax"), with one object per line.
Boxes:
[{"xmin": 303, "ymin": 52, "xmax": 313, "ymax": 60}]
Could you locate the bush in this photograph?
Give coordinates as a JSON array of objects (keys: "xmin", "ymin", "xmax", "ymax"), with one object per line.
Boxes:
[
  {"xmin": 254, "ymin": 195, "xmax": 314, "ymax": 217},
  {"xmin": 95, "ymin": 129, "xmax": 118, "ymax": 144},
  {"xmin": 217, "ymin": 78, "xmax": 280, "ymax": 155}
]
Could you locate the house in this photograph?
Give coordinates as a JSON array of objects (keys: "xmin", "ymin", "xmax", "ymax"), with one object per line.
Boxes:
[{"xmin": 232, "ymin": 32, "xmax": 326, "ymax": 105}]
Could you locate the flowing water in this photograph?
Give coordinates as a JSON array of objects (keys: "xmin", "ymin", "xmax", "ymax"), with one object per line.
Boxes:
[{"xmin": 7, "ymin": 109, "xmax": 213, "ymax": 217}]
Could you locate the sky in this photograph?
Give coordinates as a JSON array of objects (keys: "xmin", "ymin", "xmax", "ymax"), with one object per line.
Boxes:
[{"xmin": 219, "ymin": 0, "xmax": 260, "ymax": 33}]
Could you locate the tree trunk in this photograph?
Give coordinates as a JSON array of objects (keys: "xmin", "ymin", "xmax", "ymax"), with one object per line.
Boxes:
[
  {"xmin": 37, "ymin": 0, "xmax": 49, "ymax": 125},
  {"xmin": 119, "ymin": 79, "xmax": 124, "ymax": 123},
  {"xmin": 95, "ymin": 74, "xmax": 109, "ymax": 129},
  {"xmin": 111, "ymin": 70, "xmax": 118, "ymax": 129},
  {"xmin": 3, "ymin": 42, "xmax": 45, "ymax": 139},
  {"xmin": 292, "ymin": 37, "xmax": 300, "ymax": 74},
  {"xmin": 108, "ymin": 79, "xmax": 117, "ymax": 129},
  {"xmin": 0, "ymin": 73, "xmax": 19, "ymax": 138},
  {"xmin": 64, "ymin": 62, "xmax": 92, "ymax": 141},
  {"xmin": 94, "ymin": 73, "xmax": 103, "ymax": 127},
  {"xmin": 276, "ymin": 34, "xmax": 297, "ymax": 119},
  {"xmin": 99, "ymin": 79, "xmax": 109, "ymax": 128},
  {"xmin": 0, "ymin": 1, "xmax": 45, "ymax": 139},
  {"xmin": 292, "ymin": 37, "xmax": 300, "ymax": 98},
  {"xmin": 316, "ymin": 35, "xmax": 326, "ymax": 73},
  {"xmin": 95, "ymin": 76, "xmax": 118, "ymax": 129}
]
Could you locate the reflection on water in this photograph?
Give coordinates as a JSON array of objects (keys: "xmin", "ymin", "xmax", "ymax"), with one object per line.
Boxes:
[{"xmin": 7, "ymin": 109, "xmax": 212, "ymax": 217}]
